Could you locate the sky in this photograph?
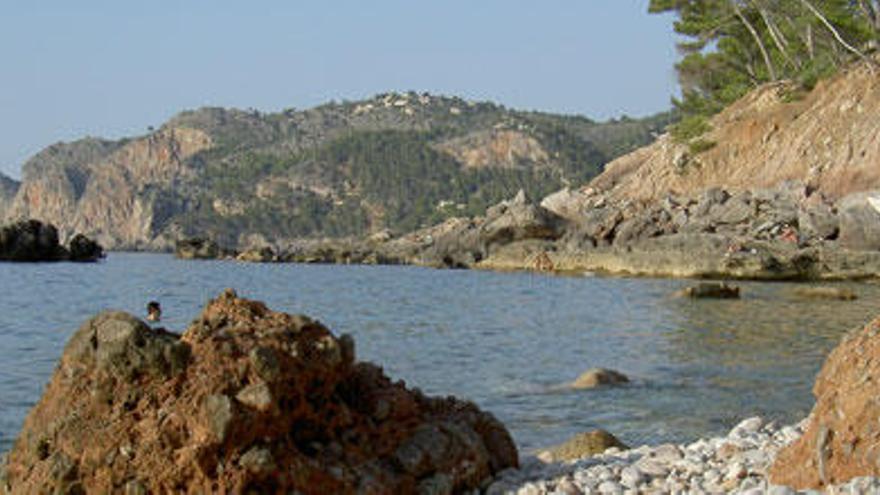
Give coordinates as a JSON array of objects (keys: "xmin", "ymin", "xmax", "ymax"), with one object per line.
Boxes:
[{"xmin": 0, "ymin": 1, "xmax": 679, "ymax": 179}]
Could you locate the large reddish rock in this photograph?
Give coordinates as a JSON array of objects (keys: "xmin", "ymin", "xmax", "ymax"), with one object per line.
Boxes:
[
  {"xmin": 1, "ymin": 289, "xmax": 517, "ymax": 494},
  {"xmin": 770, "ymin": 317, "xmax": 880, "ymax": 489}
]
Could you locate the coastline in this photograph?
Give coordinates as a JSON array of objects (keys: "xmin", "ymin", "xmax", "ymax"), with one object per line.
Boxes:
[{"xmin": 487, "ymin": 416, "xmax": 880, "ymax": 495}]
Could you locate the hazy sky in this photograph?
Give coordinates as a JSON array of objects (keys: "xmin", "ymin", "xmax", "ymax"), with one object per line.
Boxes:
[{"xmin": 0, "ymin": 1, "xmax": 678, "ymax": 179}]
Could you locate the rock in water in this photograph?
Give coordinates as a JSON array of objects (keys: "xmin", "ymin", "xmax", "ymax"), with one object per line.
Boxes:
[
  {"xmin": 679, "ymin": 282, "xmax": 741, "ymax": 299},
  {"xmin": 1, "ymin": 290, "xmax": 517, "ymax": 494},
  {"xmin": 174, "ymin": 237, "xmax": 221, "ymax": 260},
  {"xmin": 570, "ymin": 368, "xmax": 629, "ymax": 389},
  {"xmin": 0, "ymin": 219, "xmax": 103, "ymax": 262},
  {"xmin": 791, "ymin": 286, "xmax": 857, "ymax": 301},
  {"xmin": 0, "ymin": 219, "xmax": 65, "ymax": 261},
  {"xmin": 67, "ymin": 233, "xmax": 104, "ymax": 262},
  {"xmin": 770, "ymin": 317, "xmax": 880, "ymax": 488}
]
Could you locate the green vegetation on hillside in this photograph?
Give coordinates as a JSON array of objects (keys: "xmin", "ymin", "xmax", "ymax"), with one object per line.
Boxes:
[{"xmin": 651, "ymin": 0, "xmax": 878, "ymax": 134}]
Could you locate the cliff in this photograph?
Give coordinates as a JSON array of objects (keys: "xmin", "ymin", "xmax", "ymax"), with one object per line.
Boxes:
[
  {"xmin": 2, "ymin": 94, "xmax": 672, "ymax": 250},
  {"xmin": 0, "ymin": 173, "xmax": 18, "ymax": 218},
  {"xmin": 590, "ymin": 57, "xmax": 880, "ymax": 202}
]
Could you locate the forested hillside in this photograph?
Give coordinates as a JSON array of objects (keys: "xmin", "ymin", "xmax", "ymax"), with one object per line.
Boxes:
[{"xmin": 4, "ymin": 93, "xmax": 673, "ymax": 249}]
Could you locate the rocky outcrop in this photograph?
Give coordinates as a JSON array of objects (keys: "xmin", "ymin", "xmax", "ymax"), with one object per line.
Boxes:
[
  {"xmin": 435, "ymin": 129, "xmax": 550, "ymax": 169},
  {"xmin": 6, "ymin": 129, "xmax": 210, "ymax": 251},
  {"xmin": 1, "ymin": 290, "xmax": 517, "ymax": 494},
  {"xmin": 591, "ymin": 56, "xmax": 880, "ymax": 203},
  {"xmin": 769, "ymin": 317, "xmax": 880, "ymax": 489},
  {"xmin": 0, "ymin": 219, "xmax": 103, "ymax": 262},
  {"xmin": 383, "ymin": 190, "xmax": 565, "ymax": 269},
  {"xmin": 0, "ymin": 173, "xmax": 18, "ymax": 218},
  {"xmin": 175, "ymin": 238, "xmax": 222, "ymax": 260}
]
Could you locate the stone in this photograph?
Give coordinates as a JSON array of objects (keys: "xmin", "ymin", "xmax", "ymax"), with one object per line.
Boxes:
[
  {"xmin": 540, "ymin": 430, "xmax": 628, "ymax": 462},
  {"xmin": 678, "ymin": 282, "xmax": 740, "ymax": 299},
  {"xmin": 730, "ymin": 417, "xmax": 764, "ymax": 437},
  {"xmin": 619, "ymin": 466, "xmax": 644, "ymax": 488},
  {"xmin": 234, "ymin": 382, "xmax": 274, "ymax": 412},
  {"xmin": 203, "ymin": 394, "xmax": 234, "ymax": 443},
  {"xmin": 596, "ymin": 480, "xmax": 624, "ymax": 494},
  {"xmin": 798, "ymin": 202, "xmax": 838, "ymax": 241},
  {"xmin": 238, "ymin": 446, "xmax": 275, "ymax": 474},
  {"xmin": 838, "ymin": 191, "xmax": 880, "ymax": 250},
  {"xmin": 570, "ymin": 368, "xmax": 629, "ymax": 389}
]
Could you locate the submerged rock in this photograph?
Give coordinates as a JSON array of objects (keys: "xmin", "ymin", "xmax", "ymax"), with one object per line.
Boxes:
[
  {"xmin": 1, "ymin": 290, "xmax": 517, "ymax": 494},
  {"xmin": 791, "ymin": 286, "xmax": 858, "ymax": 301}
]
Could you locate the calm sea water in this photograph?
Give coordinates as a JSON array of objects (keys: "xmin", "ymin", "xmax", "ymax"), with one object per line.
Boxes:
[{"xmin": 1, "ymin": 253, "xmax": 878, "ymax": 454}]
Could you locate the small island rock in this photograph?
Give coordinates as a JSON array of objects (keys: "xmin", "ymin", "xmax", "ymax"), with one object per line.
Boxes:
[{"xmin": 571, "ymin": 368, "xmax": 630, "ymax": 389}]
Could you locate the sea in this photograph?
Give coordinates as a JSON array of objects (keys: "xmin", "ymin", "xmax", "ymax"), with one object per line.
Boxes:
[{"xmin": 2, "ymin": 252, "xmax": 878, "ymax": 454}]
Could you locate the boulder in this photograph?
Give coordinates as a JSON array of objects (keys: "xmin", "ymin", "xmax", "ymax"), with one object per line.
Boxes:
[
  {"xmin": 838, "ymin": 191, "xmax": 880, "ymax": 250},
  {"xmin": 175, "ymin": 237, "xmax": 221, "ymax": 260},
  {"xmin": 798, "ymin": 202, "xmax": 839, "ymax": 242},
  {"xmin": 770, "ymin": 316, "xmax": 880, "ymax": 488},
  {"xmin": 571, "ymin": 368, "xmax": 630, "ymax": 389},
  {"xmin": 67, "ymin": 233, "xmax": 104, "ymax": 262},
  {"xmin": 481, "ymin": 190, "xmax": 565, "ymax": 248},
  {"xmin": 538, "ymin": 430, "xmax": 628, "ymax": 462},
  {"xmin": 2, "ymin": 290, "xmax": 517, "ymax": 494},
  {"xmin": 540, "ymin": 188, "xmax": 591, "ymax": 222},
  {"xmin": 678, "ymin": 282, "xmax": 741, "ymax": 299}
]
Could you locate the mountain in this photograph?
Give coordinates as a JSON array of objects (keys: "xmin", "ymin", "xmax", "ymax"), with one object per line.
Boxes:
[
  {"xmin": 3, "ymin": 93, "xmax": 673, "ymax": 249},
  {"xmin": 589, "ymin": 58, "xmax": 880, "ymax": 202}
]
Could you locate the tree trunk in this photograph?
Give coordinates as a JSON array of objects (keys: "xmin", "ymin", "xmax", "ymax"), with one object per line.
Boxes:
[
  {"xmin": 754, "ymin": 1, "xmax": 799, "ymax": 70},
  {"xmin": 732, "ymin": 1, "xmax": 778, "ymax": 80},
  {"xmin": 797, "ymin": 0, "xmax": 878, "ymax": 71}
]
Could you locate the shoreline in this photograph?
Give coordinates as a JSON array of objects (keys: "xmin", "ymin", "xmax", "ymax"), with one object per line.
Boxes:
[{"xmin": 488, "ymin": 417, "xmax": 877, "ymax": 495}]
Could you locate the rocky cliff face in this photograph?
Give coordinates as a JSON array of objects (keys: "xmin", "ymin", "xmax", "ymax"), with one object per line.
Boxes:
[
  {"xmin": 2, "ymin": 94, "xmax": 670, "ymax": 250},
  {"xmin": 7, "ymin": 130, "xmax": 209, "ymax": 249},
  {"xmin": 1, "ymin": 290, "xmax": 517, "ymax": 494},
  {"xmin": 590, "ymin": 58, "xmax": 880, "ymax": 202},
  {"xmin": 0, "ymin": 173, "xmax": 18, "ymax": 218}
]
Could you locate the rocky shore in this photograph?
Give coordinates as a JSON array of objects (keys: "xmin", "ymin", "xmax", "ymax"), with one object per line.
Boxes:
[
  {"xmin": 0, "ymin": 219, "xmax": 103, "ymax": 262},
  {"xmin": 488, "ymin": 417, "xmax": 880, "ymax": 495},
  {"xmin": 177, "ymin": 181, "xmax": 880, "ymax": 281}
]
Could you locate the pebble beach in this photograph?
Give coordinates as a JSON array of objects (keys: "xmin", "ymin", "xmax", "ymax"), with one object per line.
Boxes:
[{"xmin": 486, "ymin": 417, "xmax": 880, "ymax": 495}]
